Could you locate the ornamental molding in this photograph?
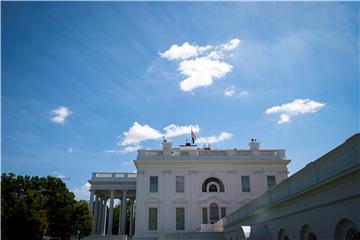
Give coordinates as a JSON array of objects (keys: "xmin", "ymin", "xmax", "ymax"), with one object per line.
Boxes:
[
  {"xmin": 227, "ymin": 170, "xmax": 238, "ymax": 175},
  {"xmin": 144, "ymin": 196, "xmax": 161, "ymax": 204},
  {"xmin": 187, "ymin": 170, "xmax": 198, "ymax": 175},
  {"xmin": 171, "ymin": 196, "xmax": 189, "ymax": 205},
  {"xmin": 161, "ymin": 170, "xmax": 172, "ymax": 175}
]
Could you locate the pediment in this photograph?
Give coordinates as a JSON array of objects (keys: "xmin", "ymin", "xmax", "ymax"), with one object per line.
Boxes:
[{"xmin": 171, "ymin": 196, "xmax": 189, "ymax": 204}]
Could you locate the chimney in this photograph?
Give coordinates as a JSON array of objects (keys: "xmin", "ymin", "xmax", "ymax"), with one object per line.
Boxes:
[
  {"xmin": 162, "ymin": 141, "xmax": 173, "ymax": 155},
  {"xmin": 249, "ymin": 138, "xmax": 260, "ymax": 151}
]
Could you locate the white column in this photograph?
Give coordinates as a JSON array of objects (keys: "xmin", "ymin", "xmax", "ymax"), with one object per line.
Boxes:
[
  {"xmin": 96, "ymin": 197, "xmax": 103, "ymax": 234},
  {"xmin": 118, "ymin": 200, "xmax": 122, "ymax": 235},
  {"xmin": 101, "ymin": 198, "xmax": 108, "ymax": 235},
  {"xmin": 129, "ymin": 199, "xmax": 134, "ymax": 236},
  {"xmin": 107, "ymin": 191, "xmax": 115, "ymax": 235},
  {"xmin": 93, "ymin": 195, "xmax": 99, "ymax": 234},
  {"xmin": 89, "ymin": 190, "xmax": 94, "ymax": 214},
  {"xmin": 132, "ymin": 200, "xmax": 136, "ymax": 236},
  {"xmin": 120, "ymin": 190, "xmax": 128, "ymax": 235}
]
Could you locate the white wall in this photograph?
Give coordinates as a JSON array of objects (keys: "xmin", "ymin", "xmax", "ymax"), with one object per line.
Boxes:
[
  {"xmin": 134, "ymin": 160, "xmax": 289, "ymax": 240},
  {"xmin": 223, "ymin": 134, "xmax": 360, "ymax": 240}
]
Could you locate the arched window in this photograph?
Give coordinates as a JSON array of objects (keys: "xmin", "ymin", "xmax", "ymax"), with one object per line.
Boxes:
[
  {"xmin": 209, "ymin": 184, "xmax": 218, "ymax": 192},
  {"xmin": 202, "ymin": 177, "xmax": 225, "ymax": 192},
  {"xmin": 300, "ymin": 225, "xmax": 318, "ymax": 240},
  {"xmin": 346, "ymin": 230, "xmax": 360, "ymax": 240},
  {"xmin": 209, "ymin": 202, "xmax": 219, "ymax": 223},
  {"xmin": 335, "ymin": 219, "xmax": 360, "ymax": 240},
  {"xmin": 278, "ymin": 229, "xmax": 289, "ymax": 240},
  {"xmin": 308, "ymin": 233, "xmax": 318, "ymax": 240}
]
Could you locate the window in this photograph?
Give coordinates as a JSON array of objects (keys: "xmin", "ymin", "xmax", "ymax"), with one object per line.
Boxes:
[
  {"xmin": 209, "ymin": 202, "xmax": 219, "ymax": 223},
  {"xmin": 176, "ymin": 208, "xmax": 185, "ymax": 230},
  {"xmin": 202, "ymin": 208, "xmax": 208, "ymax": 224},
  {"xmin": 202, "ymin": 177, "xmax": 225, "ymax": 192},
  {"xmin": 221, "ymin": 207, "xmax": 226, "ymax": 218},
  {"xmin": 267, "ymin": 176, "xmax": 276, "ymax": 189},
  {"xmin": 176, "ymin": 176, "xmax": 185, "ymax": 193},
  {"xmin": 241, "ymin": 176, "xmax": 250, "ymax": 192},
  {"xmin": 150, "ymin": 176, "xmax": 158, "ymax": 192},
  {"xmin": 209, "ymin": 184, "xmax": 218, "ymax": 192},
  {"xmin": 308, "ymin": 233, "xmax": 318, "ymax": 240},
  {"xmin": 148, "ymin": 208, "xmax": 158, "ymax": 231}
]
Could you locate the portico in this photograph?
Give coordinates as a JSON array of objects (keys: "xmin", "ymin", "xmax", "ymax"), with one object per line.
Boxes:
[{"xmin": 88, "ymin": 172, "xmax": 136, "ymax": 236}]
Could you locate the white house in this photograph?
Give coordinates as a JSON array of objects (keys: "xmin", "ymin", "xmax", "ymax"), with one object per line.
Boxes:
[
  {"xmin": 88, "ymin": 134, "xmax": 359, "ymax": 240},
  {"xmin": 133, "ymin": 139, "xmax": 290, "ymax": 240}
]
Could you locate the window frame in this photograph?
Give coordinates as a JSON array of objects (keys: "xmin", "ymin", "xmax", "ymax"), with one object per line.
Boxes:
[
  {"xmin": 148, "ymin": 207, "xmax": 158, "ymax": 231},
  {"xmin": 202, "ymin": 207, "xmax": 208, "ymax": 224},
  {"xmin": 241, "ymin": 176, "xmax": 251, "ymax": 192},
  {"xmin": 175, "ymin": 207, "xmax": 185, "ymax": 231},
  {"xmin": 149, "ymin": 176, "xmax": 158, "ymax": 193},
  {"xmin": 176, "ymin": 176, "xmax": 185, "ymax": 193},
  {"xmin": 267, "ymin": 175, "xmax": 276, "ymax": 189},
  {"xmin": 209, "ymin": 202, "xmax": 219, "ymax": 223}
]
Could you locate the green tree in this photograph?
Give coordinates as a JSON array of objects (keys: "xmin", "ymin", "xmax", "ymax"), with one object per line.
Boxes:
[
  {"xmin": 41, "ymin": 176, "xmax": 76, "ymax": 239},
  {"xmin": 71, "ymin": 200, "xmax": 93, "ymax": 238},
  {"xmin": 1, "ymin": 174, "xmax": 48, "ymax": 240},
  {"xmin": 1, "ymin": 173, "xmax": 93, "ymax": 240}
]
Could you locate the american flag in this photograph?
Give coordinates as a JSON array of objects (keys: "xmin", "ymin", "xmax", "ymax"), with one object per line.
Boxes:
[{"xmin": 191, "ymin": 129, "xmax": 196, "ymax": 144}]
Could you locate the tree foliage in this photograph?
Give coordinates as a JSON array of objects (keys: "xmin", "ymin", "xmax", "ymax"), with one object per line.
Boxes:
[
  {"xmin": 71, "ymin": 201, "xmax": 93, "ymax": 238},
  {"xmin": 1, "ymin": 173, "xmax": 92, "ymax": 240}
]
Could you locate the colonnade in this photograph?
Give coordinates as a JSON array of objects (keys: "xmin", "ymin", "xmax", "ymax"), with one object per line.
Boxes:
[{"xmin": 89, "ymin": 189, "xmax": 135, "ymax": 236}]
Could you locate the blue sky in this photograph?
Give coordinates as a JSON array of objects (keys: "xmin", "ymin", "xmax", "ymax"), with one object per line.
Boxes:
[{"xmin": 2, "ymin": 2, "xmax": 359, "ymax": 199}]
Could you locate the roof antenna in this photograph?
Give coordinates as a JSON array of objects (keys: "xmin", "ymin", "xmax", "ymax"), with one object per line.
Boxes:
[{"xmin": 163, "ymin": 136, "xmax": 166, "ymax": 142}]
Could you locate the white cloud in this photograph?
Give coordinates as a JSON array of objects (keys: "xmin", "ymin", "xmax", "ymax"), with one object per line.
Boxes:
[
  {"xmin": 121, "ymin": 145, "xmax": 141, "ymax": 153},
  {"xmin": 224, "ymin": 86, "xmax": 236, "ymax": 96},
  {"xmin": 50, "ymin": 106, "xmax": 71, "ymax": 124},
  {"xmin": 265, "ymin": 99, "xmax": 325, "ymax": 124},
  {"xmin": 122, "ymin": 160, "xmax": 133, "ymax": 165},
  {"xmin": 160, "ymin": 39, "xmax": 240, "ymax": 92},
  {"xmin": 196, "ymin": 131, "xmax": 233, "ymax": 144},
  {"xmin": 72, "ymin": 182, "xmax": 91, "ymax": 200},
  {"xmin": 179, "ymin": 57, "xmax": 233, "ymax": 92},
  {"xmin": 159, "ymin": 42, "xmax": 212, "ymax": 60},
  {"xmin": 105, "ymin": 145, "xmax": 141, "ymax": 154},
  {"xmin": 51, "ymin": 173, "xmax": 69, "ymax": 181},
  {"xmin": 207, "ymin": 51, "xmax": 222, "ymax": 60},
  {"xmin": 121, "ymin": 122, "xmax": 201, "ymax": 146},
  {"xmin": 224, "ymin": 86, "xmax": 249, "ymax": 97},
  {"xmin": 279, "ymin": 113, "xmax": 291, "ymax": 124},
  {"xmin": 121, "ymin": 122, "xmax": 162, "ymax": 146},
  {"xmin": 222, "ymin": 39, "xmax": 241, "ymax": 51},
  {"xmin": 105, "ymin": 149, "xmax": 121, "ymax": 154},
  {"xmin": 67, "ymin": 147, "xmax": 73, "ymax": 154},
  {"xmin": 238, "ymin": 90, "xmax": 249, "ymax": 97},
  {"xmin": 163, "ymin": 124, "xmax": 200, "ymax": 138}
]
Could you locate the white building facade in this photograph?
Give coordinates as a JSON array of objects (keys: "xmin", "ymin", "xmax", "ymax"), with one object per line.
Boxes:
[
  {"xmin": 88, "ymin": 134, "xmax": 359, "ymax": 240},
  {"xmin": 222, "ymin": 133, "xmax": 360, "ymax": 240},
  {"xmin": 133, "ymin": 140, "xmax": 290, "ymax": 240}
]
